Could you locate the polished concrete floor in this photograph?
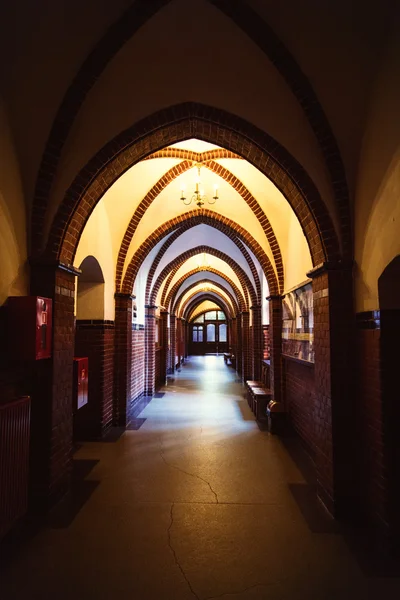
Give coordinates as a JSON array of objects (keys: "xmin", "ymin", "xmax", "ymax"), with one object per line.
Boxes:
[{"xmin": 1, "ymin": 355, "xmax": 400, "ymax": 599}]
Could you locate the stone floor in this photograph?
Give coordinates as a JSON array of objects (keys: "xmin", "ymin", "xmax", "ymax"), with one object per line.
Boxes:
[{"xmin": 1, "ymin": 355, "xmax": 400, "ymax": 599}]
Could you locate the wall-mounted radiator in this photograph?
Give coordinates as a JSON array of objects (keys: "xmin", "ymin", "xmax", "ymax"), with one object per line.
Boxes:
[{"xmin": 0, "ymin": 396, "xmax": 31, "ymax": 539}]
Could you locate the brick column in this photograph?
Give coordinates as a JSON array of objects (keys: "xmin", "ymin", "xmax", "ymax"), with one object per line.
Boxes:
[
  {"xmin": 184, "ymin": 320, "xmax": 189, "ymax": 359},
  {"xmin": 236, "ymin": 317, "xmax": 242, "ymax": 376},
  {"xmin": 145, "ymin": 305, "xmax": 156, "ymax": 395},
  {"xmin": 114, "ymin": 293, "xmax": 133, "ymax": 426},
  {"xmin": 307, "ymin": 262, "xmax": 354, "ymax": 517},
  {"xmin": 241, "ymin": 311, "xmax": 251, "ymax": 381},
  {"xmin": 169, "ymin": 314, "xmax": 176, "ymax": 373},
  {"xmin": 160, "ymin": 311, "xmax": 169, "ymax": 385},
  {"xmin": 250, "ymin": 305, "xmax": 262, "ymax": 381},
  {"xmin": 74, "ymin": 319, "xmax": 114, "ymax": 439},
  {"xmin": 29, "ymin": 260, "xmax": 79, "ymax": 510},
  {"xmin": 230, "ymin": 317, "xmax": 236, "ymax": 358},
  {"xmin": 267, "ymin": 295, "xmax": 283, "ymax": 402}
]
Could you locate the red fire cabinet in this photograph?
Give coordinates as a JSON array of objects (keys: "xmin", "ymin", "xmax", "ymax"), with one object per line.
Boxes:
[
  {"xmin": 73, "ymin": 357, "xmax": 89, "ymax": 410},
  {"xmin": 7, "ymin": 296, "xmax": 52, "ymax": 360}
]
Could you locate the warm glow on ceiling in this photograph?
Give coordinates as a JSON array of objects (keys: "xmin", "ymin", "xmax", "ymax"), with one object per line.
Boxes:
[{"xmin": 169, "ymin": 138, "xmax": 222, "ymax": 152}]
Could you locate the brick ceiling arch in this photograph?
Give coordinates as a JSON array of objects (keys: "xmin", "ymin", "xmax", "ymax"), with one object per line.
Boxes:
[
  {"xmin": 144, "ymin": 226, "xmax": 261, "ymax": 304},
  {"xmin": 144, "ymin": 149, "xmax": 242, "ymax": 162},
  {"xmin": 116, "ymin": 157, "xmax": 284, "ymax": 293},
  {"xmin": 150, "ymin": 244, "xmax": 256, "ymax": 307},
  {"xmin": 174, "ymin": 279, "xmax": 239, "ymax": 318},
  {"xmin": 180, "ymin": 291, "xmax": 234, "ymax": 321},
  {"xmin": 164, "ymin": 267, "xmax": 247, "ymax": 313},
  {"xmin": 122, "ymin": 210, "xmax": 278, "ymax": 296},
  {"xmin": 32, "ymin": 0, "xmax": 349, "ymax": 263},
  {"xmin": 44, "ymin": 105, "xmax": 339, "ymax": 271},
  {"xmin": 185, "ymin": 295, "xmax": 232, "ymax": 323}
]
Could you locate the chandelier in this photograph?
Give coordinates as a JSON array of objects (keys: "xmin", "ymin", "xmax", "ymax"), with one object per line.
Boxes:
[{"xmin": 180, "ymin": 163, "xmax": 219, "ymax": 208}]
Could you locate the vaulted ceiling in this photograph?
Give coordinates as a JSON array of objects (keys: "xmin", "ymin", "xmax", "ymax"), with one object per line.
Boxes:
[{"xmin": 75, "ymin": 137, "xmax": 312, "ymax": 322}]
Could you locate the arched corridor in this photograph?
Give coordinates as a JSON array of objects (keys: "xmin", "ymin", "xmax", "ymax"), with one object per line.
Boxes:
[
  {"xmin": 2, "ymin": 355, "xmax": 400, "ymax": 600},
  {"xmin": 1, "ymin": 0, "xmax": 400, "ymax": 593}
]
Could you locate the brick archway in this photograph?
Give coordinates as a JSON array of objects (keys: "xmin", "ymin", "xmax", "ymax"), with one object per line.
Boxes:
[
  {"xmin": 149, "ymin": 245, "xmax": 256, "ymax": 308},
  {"xmin": 123, "ymin": 210, "xmax": 278, "ymax": 296},
  {"xmin": 185, "ymin": 296, "xmax": 232, "ymax": 322},
  {"xmin": 31, "ymin": 1, "xmax": 349, "ymax": 261},
  {"xmin": 174, "ymin": 280, "xmax": 239, "ymax": 318},
  {"xmin": 116, "ymin": 154, "xmax": 284, "ymax": 293},
  {"xmin": 164, "ymin": 267, "xmax": 247, "ymax": 313},
  {"xmin": 144, "ymin": 226, "xmax": 262, "ymax": 304},
  {"xmin": 43, "ymin": 106, "xmax": 340, "ymax": 270},
  {"xmin": 180, "ymin": 292, "xmax": 234, "ymax": 321}
]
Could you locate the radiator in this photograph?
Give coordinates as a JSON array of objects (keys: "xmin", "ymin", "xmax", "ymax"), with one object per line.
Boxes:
[{"xmin": 0, "ymin": 396, "xmax": 31, "ymax": 539}]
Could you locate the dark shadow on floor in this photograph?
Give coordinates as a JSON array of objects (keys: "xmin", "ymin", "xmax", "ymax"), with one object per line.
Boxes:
[
  {"xmin": 130, "ymin": 395, "xmax": 153, "ymax": 419},
  {"xmin": 101, "ymin": 426, "xmax": 126, "ymax": 443},
  {"xmin": 0, "ymin": 458, "xmax": 100, "ymax": 567},
  {"xmin": 48, "ymin": 459, "xmax": 100, "ymax": 529},
  {"xmin": 126, "ymin": 418, "xmax": 146, "ymax": 430},
  {"xmin": 280, "ymin": 432, "xmax": 400, "ymax": 576}
]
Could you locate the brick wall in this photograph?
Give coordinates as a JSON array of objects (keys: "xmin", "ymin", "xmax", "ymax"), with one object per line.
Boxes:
[
  {"xmin": 356, "ymin": 309, "xmax": 400, "ymax": 549},
  {"xmin": 74, "ymin": 320, "xmax": 114, "ymax": 439},
  {"xmin": 283, "ymin": 357, "xmax": 316, "ymax": 458},
  {"xmin": 131, "ymin": 326, "xmax": 145, "ymax": 404},
  {"xmin": 262, "ymin": 324, "xmax": 270, "ymax": 360},
  {"xmin": 155, "ymin": 348, "xmax": 162, "ymax": 389},
  {"xmin": 28, "ymin": 263, "xmax": 77, "ymax": 509}
]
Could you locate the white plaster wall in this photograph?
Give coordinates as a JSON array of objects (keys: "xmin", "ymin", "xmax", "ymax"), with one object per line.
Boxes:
[{"xmin": 75, "ymin": 202, "xmax": 115, "ymax": 320}]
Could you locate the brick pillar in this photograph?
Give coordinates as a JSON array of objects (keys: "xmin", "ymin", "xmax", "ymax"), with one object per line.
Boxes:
[
  {"xmin": 145, "ymin": 305, "xmax": 156, "ymax": 395},
  {"xmin": 169, "ymin": 314, "xmax": 176, "ymax": 373},
  {"xmin": 230, "ymin": 317, "xmax": 236, "ymax": 357},
  {"xmin": 241, "ymin": 311, "xmax": 251, "ymax": 381},
  {"xmin": 160, "ymin": 311, "xmax": 169, "ymax": 385},
  {"xmin": 184, "ymin": 320, "xmax": 189, "ymax": 359},
  {"xmin": 236, "ymin": 317, "xmax": 242, "ymax": 375},
  {"xmin": 251, "ymin": 305, "xmax": 262, "ymax": 381},
  {"xmin": 307, "ymin": 262, "xmax": 354, "ymax": 517},
  {"xmin": 267, "ymin": 295, "xmax": 283, "ymax": 401},
  {"xmin": 29, "ymin": 260, "xmax": 79, "ymax": 510},
  {"xmin": 74, "ymin": 320, "xmax": 114, "ymax": 439},
  {"xmin": 114, "ymin": 293, "xmax": 133, "ymax": 426}
]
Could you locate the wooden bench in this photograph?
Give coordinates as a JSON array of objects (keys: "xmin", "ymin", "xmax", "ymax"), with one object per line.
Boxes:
[
  {"xmin": 251, "ymin": 387, "xmax": 272, "ymax": 421},
  {"xmin": 245, "ymin": 380, "xmax": 263, "ymax": 410}
]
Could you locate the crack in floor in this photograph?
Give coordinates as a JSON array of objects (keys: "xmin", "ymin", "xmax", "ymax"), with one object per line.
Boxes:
[
  {"xmin": 167, "ymin": 503, "xmax": 200, "ymax": 600},
  {"xmin": 159, "ymin": 448, "xmax": 219, "ymax": 503}
]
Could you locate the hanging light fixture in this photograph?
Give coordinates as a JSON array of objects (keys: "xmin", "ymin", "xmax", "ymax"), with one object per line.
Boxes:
[{"xmin": 180, "ymin": 163, "xmax": 219, "ymax": 208}]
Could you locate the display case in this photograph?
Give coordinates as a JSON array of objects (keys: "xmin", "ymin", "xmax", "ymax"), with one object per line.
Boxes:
[{"xmin": 282, "ymin": 282, "xmax": 314, "ymax": 363}]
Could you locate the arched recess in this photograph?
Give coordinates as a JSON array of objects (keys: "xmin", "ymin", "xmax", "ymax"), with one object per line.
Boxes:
[
  {"xmin": 173, "ymin": 280, "xmax": 239, "ymax": 318},
  {"xmin": 149, "ymin": 245, "xmax": 256, "ymax": 307},
  {"xmin": 116, "ymin": 154, "xmax": 284, "ymax": 292},
  {"xmin": 164, "ymin": 268, "xmax": 247, "ymax": 313},
  {"xmin": 32, "ymin": 1, "xmax": 350, "ymax": 260},
  {"xmin": 76, "ymin": 255, "xmax": 105, "ymax": 320},
  {"xmin": 43, "ymin": 105, "xmax": 340, "ymax": 271},
  {"xmin": 123, "ymin": 210, "xmax": 278, "ymax": 296}
]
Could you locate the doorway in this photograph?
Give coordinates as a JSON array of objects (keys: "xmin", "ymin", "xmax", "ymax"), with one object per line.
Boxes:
[{"xmin": 189, "ymin": 310, "xmax": 228, "ymax": 355}]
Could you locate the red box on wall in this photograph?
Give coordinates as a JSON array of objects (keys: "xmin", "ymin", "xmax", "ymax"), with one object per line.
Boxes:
[
  {"xmin": 73, "ymin": 357, "xmax": 89, "ymax": 411},
  {"xmin": 7, "ymin": 296, "xmax": 52, "ymax": 360}
]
